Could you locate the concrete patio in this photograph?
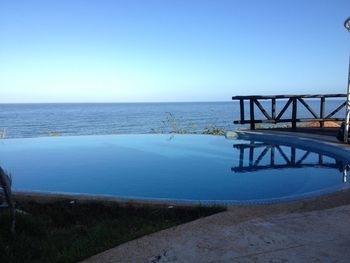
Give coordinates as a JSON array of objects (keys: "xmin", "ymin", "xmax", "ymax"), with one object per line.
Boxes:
[{"xmin": 81, "ymin": 203, "xmax": 350, "ymax": 263}]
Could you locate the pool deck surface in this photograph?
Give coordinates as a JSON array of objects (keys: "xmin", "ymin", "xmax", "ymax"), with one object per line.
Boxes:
[
  {"xmin": 81, "ymin": 204, "xmax": 350, "ymax": 263},
  {"xmin": 235, "ymin": 127, "xmax": 343, "ymax": 145},
  {"xmin": 80, "ymin": 129, "xmax": 350, "ymax": 263}
]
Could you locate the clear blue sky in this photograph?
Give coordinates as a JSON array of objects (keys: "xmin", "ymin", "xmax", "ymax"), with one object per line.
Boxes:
[{"xmin": 0, "ymin": 0, "xmax": 349, "ymax": 103}]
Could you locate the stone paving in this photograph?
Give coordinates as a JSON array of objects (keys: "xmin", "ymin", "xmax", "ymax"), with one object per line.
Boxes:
[{"xmin": 81, "ymin": 204, "xmax": 350, "ymax": 263}]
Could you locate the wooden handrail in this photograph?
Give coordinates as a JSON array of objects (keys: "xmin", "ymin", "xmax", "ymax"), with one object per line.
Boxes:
[{"xmin": 232, "ymin": 94, "xmax": 346, "ymax": 100}]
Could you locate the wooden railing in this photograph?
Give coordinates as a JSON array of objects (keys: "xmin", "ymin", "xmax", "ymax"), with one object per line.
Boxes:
[{"xmin": 232, "ymin": 94, "xmax": 346, "ymax": 130}]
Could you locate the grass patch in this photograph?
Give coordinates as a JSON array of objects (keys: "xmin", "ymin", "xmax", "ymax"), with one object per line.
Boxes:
[{"xmin": 0, "ymin": 200, "xmax": 225, "ymax": 263}]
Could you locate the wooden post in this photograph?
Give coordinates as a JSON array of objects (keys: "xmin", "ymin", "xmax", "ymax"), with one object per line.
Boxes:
[
  {"xmin": 249, "ymin": 146, "xmax": 254, "ymax": 167},
  {"xmin": 249, "ymin": 99, "xmax": 255, "ymax": 130},
  {"xmin": 240, "ymin": 99, "xmax": 245, "ymax": 124},
  {"xmin": 272, "ymin": 98, "xmax": 276, "ymax": 120},
  {"xmin": 320, "ymin": 97, "xmax": 325, "ymax": 128},
  {"xmin": 291, "ymin": 147, "xmax": 296, "ymax": 165},
  {"xmin": 292, "ymin": 98, "xmax": 297, "ymax": 129},
  {"xmin": 318, "ymin": 154, "xmax": 323, "ymax": 165},
  {"xmin": 270, "ymin": 146, "xmax": 275, "ymax": 166},
  {"xmin": 239, "ymin": 147, "xmax": 244, "ymax": 168}
]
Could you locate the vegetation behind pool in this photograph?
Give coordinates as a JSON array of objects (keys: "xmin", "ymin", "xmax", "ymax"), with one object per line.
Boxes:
[{"xmin": 0, "ymin": 199, "xmax": 225, "ymax": 263}]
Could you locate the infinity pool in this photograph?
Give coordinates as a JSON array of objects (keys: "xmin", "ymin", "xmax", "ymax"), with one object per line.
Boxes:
[{"xmin": 0, "ymin": 134, "xmax": 349, "ymax": 204}]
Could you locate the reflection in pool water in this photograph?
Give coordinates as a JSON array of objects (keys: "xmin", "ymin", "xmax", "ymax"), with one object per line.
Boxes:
[
  {"xmin": 232, "ymin": 141, "xmax": 348, "ymax": 184},
  {"xmin": 0, "ymin": 134, "xmax": 349, "ymax": 204}
]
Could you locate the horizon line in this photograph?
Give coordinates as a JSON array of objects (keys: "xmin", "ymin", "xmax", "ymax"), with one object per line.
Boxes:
[{"xmin": 0, "ymin": 100, "xmax": 233, "ymax": 104}]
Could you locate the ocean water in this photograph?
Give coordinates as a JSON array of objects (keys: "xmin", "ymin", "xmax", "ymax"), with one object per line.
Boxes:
[{"xmin": 0, "ymin": 100, "xmax": 345, "ymax": 139}]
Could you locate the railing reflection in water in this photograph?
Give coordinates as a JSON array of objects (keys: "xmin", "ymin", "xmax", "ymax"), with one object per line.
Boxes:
[{"xmin": 231, "ymin": 141, "xmax": 349, "ymax": 183}]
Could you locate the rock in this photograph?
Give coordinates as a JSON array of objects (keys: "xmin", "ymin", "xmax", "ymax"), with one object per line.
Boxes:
[{"xmin": 225, "ymin": 131, "xmax": 238, "ymax": 139}]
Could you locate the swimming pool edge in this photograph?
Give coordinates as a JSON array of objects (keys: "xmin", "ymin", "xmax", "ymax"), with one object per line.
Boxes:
[{"xmin": 10, "ymin": 131, "xmax": 350, "ymax": 208}]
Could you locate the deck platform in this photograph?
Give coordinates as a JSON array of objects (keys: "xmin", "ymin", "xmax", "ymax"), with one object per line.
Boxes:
[{"xmin": 254, "ymin": 127, "xmax": 339, "ymax": 137}]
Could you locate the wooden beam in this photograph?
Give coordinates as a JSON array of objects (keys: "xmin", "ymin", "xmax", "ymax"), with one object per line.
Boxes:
[
  {"xmin": 320, "ymin": 97, "xmax": 325, "ymax": 128},
  {"xmin": 233, "ymin": 143, "xmax": 272, "ymax": 149},
  {"xmin": 325, "ymin": 101, "xmax": 346, "ymax": 119},
  {"xmin": 249, "ymin": 146, "xmax": 254, "ymax": 167},
  {"xmin": 254, "ymin": 147, "xmax": 270, "ymax": 166},
  {"xmin": 276, "ymin": 145, "xmax": 291, "ymax": 164},
  {"xmin": 231, "ymin": 163, "xmax": 340, "ymax": 173},
  {"xmin": 270, "ymin": 147, "xmax": 275, "ymax": 166},
  {"xmin": 249, "ymin": 99, "xmax": 255, "ymax": 130},
  {"xmin": 292, "ymin": 98, "xmax": 297, "ymax": 129},
  {"xmin": 239, "ymin": 99, "xmax": 245, "ymax": 123},
  {"xmin": 276, "ymin": 98, "xmax": 292, "ymax": 120},
  {"xmin": 232, "ymin": 94, "xmax": 346, "ymax": 100},
  {"xmin": 254, "ymin": 99, "xmax": 272, "ymax": 120},
  {"xmin": 291, "ymin": 147, "xmax": 296, "ymax": 164},
  {"xmin": 271, "ymin": 98, "xmax": 276, "ymax": 119},
  {"xmin": 298, "ymin": 98, "xmax": 319, "ymax": 118},
  {"xmin": 296, "ymin": 151, "xmax": 310, "ymax": 165},
  {"xmin": 233, "ymin": 117, "xmax": 345, "ymax": 124},
  {"xmin": 239, "ymin": 147, "xmax": 244, "ymax": 168}
]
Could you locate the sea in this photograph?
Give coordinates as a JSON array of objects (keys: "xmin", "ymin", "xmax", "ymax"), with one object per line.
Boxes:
[{"xmin": 0, "ymin": 100, "xmax": 345, "ymax": 139}]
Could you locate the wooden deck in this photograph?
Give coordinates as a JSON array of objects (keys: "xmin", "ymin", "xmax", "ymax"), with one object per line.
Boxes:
[{"xmin": 254, "ymin": 127, "xmax": 339, "ymax": 137}]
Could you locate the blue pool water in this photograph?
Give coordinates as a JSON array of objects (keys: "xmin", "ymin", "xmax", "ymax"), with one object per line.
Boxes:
[{"xmin": 0, "ymin": 134, "xmax": 349, "ymax": 204}]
